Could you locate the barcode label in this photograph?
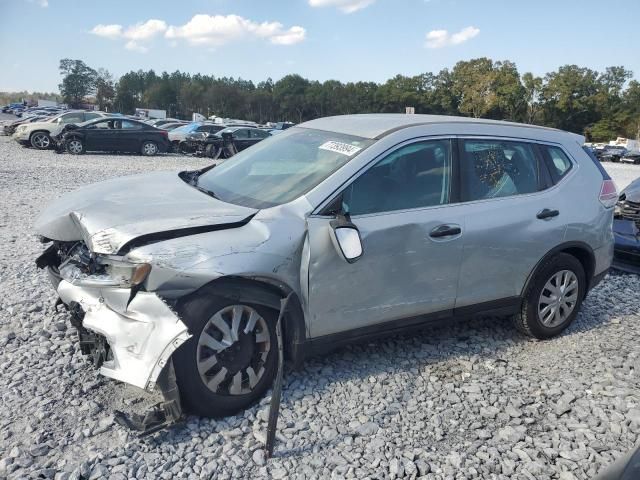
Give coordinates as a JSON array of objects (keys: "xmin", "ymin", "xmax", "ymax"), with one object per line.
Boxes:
[{"xmin": 319, "ymin": 141, "xmax": 362, "ymax": 156}]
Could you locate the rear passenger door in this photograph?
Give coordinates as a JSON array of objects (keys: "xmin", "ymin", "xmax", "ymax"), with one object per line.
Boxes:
[{"xmin": 455, "ymin": 138, "xmax": 567, "ymax": 309}]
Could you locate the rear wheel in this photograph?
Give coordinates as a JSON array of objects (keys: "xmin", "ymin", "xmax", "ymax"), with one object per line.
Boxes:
[
  {"xmin": 30, "ymin": 131, "xmax": 51, "ymax": 149},
  {"xmin": 513, "ymin": 253, "xmax": 586, "ymax": 339},
  {"xmin": 65, "ymin": 137, "xmax": 85, "ymax": 155},
  {"xmin": 141, "ymin": 141, "xmax": 158, "ymax": 156},
  {"xmin": 173, "ymin": 295, "xmax": 277, "ymax": 417}
]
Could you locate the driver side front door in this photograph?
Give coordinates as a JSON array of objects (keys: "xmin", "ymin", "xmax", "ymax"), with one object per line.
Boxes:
[{"xmin": 306, "ymin": 137, "xmax": 466, "ymax": 338}]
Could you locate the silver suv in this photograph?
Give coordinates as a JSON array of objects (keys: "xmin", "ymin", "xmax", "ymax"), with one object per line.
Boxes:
[{"xmin": 35, "ymin": 114, "xmax": 615, "ymax": 418}]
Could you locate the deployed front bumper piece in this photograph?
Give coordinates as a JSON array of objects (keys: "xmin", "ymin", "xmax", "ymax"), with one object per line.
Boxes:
[
  {"xmin": 612, "ymin": 219, "xmax": 640, "ymax": 274},
  {"xmin": 56, "ymin": 280, "xmax": 190, "ymax": 391}
]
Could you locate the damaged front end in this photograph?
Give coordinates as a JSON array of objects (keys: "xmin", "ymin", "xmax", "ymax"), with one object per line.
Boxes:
[
  {"xmin": 613, "ymin": 188, "xmax": 640, "ymax": 274},
  {"xmin": 36, "ymin": 240, "xmax": 190, "ymax": 390},
  {"xmin": 36, "ymin": 239, "xmax": 191, "ymax": 433}
]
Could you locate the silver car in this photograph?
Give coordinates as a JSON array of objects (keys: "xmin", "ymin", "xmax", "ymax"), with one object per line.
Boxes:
[{"xmin": 35, "ymin": 114, "xmax": 616, "ymax": 419}]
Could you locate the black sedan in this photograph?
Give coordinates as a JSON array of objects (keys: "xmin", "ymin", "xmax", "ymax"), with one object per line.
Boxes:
[
  {"xmin": 201, "ymin": 127, "xmax": 271, "ymax": 158},
  {"xmin": 613, "ymin": 177, "xmax": 640, "ymax": 273},
  {"xmin": 54, "ymin": 118, "xmax": 170, "ymax": 156}
]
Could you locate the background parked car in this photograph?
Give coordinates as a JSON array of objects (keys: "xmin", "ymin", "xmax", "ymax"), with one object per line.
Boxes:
[
  {"xmin": 621, "ymin": 151, "xmax": 640, "ymax": 165},
  {"xmin": 201, "ymin": 126, "xmax": 271, "ymax": 158},
  {"xmin": 12, "ymin": 111, "xmax": 116, "ymax": 149},
  {"xmin": 158, "ymin": 121, "xmax": 188, "ymax": 131},
  {"xmin": 598, "ymin": 145, "xmax": 628, "ymax": 162},
  {"xmin": 3, "ymin": 115, "xmax": 51, "ymax": 136},
  {"xmin": 54, "ymin": 117, "xmax": 170, "ymax": 156},
  {"xmin": 168, "ymin": 122, "xmax": 221, "ymax": 153}
]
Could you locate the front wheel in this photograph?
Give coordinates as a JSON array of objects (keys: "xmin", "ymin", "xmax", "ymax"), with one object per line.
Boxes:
[
  {"xmin": 513, "ymin": 253, "xmax": 586, "ymax": 339},
  {"xmin": 65, "ymin": 137, "xmax": 85, "ymax": 155},
  {"xmin": 141, "ymin": 141, "xmax": 158, "ymax": 156},
  {"xmin": 30, "ymin": 132, "xmax": 52, "ymax": 149},
  {"xmin": 173, "ymin": 295, "xmax": 277, "ymax": 417}
]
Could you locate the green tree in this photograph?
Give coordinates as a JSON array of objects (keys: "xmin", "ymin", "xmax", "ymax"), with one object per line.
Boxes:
[
  {"xmin": 95, "ymin": 68, "xmax": 115, "ymax": 111},
  {"xmin": 58, "ymin": 59, "xmax": 97, "ymax": 107}
]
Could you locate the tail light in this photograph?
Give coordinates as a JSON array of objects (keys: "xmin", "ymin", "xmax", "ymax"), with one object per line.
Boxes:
[{"xmin": 599, "ymin": 179, "xmax": 618, "ymax": 208}]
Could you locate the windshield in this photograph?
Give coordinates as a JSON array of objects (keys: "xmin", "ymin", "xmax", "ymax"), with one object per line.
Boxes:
[{"xmin": 196, "ymin": 127, "xmax": 374, "ymax": 208}]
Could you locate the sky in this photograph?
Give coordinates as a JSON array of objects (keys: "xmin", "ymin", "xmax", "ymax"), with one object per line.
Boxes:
[{"xmin": 1, "ymin": 0, "xmax": 639, "ymax": 92}]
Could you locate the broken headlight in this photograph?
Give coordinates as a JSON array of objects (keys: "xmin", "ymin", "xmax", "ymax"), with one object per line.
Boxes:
[{"xmin": 59, "ymin": 243, "xmax": 151, "ymax": 288}]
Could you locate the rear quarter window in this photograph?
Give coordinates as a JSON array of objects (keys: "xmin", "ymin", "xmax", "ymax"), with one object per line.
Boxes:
[{"xmin": 539, "ymin": 145, "xmax": 573, "ymax": 183}]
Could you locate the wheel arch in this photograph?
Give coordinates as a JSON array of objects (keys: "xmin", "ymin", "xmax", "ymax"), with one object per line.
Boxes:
[
  {"xmin": 521, "ymin": 241, "xmax": 596, "ymax": 298},
  {"xmin": 176, "ymin": 275, "xmax": 307, "ymax": 367},
  {"xmin": 29, "ymin": 128, "xmax": 51, "ymax": 138}
]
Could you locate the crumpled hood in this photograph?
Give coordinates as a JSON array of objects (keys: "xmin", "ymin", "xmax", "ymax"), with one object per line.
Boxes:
[{"xmin": 34, "ymin": 171, "xmax": 257, "ymax": 254}]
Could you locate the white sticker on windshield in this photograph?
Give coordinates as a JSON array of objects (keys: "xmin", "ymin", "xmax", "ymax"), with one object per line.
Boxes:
[{"xmin": 319, "ymin": 141, "xmax": 362, "ymax": 157}]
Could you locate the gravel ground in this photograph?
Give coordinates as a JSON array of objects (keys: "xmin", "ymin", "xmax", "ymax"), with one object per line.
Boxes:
[{"xmin": 0, "ymin": 130, "xmax": 640, "ymax": 480}]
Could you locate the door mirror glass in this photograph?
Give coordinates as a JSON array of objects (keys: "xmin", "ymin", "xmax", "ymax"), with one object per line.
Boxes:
[{"xmin": 329, "ymin": 216, "xmax": 363, "ymax": 263}]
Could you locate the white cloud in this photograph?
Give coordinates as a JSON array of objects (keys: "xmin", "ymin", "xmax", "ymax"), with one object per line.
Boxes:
[
  {"xmin": 90, "ymin": 19, "xmax": 168, "ymax": 53},
  {"xmin": 125, "ymin": 41, "xmax": 149, "ymax": 53},
  {"xmin": 425, "ymin": 26, "xmax": 479, "ymax": 48},
  {"xmin": 123, "ymin": 19, "xmax": 167, "ymax": 41},
  {"xmin": 91, "ymin": 15, "xmax": 305, "ymax": 52},
  {"xmin": 308, "ymin": 0, "xmax": 375, "ymax": 13},
  {"xmin": 91, "ymin": 24, "xmax": 124, "ymax": 39},
  {"xmin": 165, "ymin": 14, "xmax": 305, "ymax": 46}
]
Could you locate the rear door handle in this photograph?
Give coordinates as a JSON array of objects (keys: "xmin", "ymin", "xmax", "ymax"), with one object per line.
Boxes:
[
  {"xmin": 429, "ymin": 224, "xmax": 462, "ymax": 238},
  {"xmin": 537, "ymin": 208, "xmax": 559, "ymax": 220}
]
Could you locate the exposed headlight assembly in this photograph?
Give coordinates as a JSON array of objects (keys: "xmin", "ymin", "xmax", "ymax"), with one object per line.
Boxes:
[{"xmin": 59, "ymin": 247, "xmax": 151, "ymax": 288}]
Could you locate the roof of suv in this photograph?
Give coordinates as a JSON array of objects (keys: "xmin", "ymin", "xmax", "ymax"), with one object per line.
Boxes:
[{"xmin": 299, "ymin": 114, "xmax": 581, "ymax": 142}]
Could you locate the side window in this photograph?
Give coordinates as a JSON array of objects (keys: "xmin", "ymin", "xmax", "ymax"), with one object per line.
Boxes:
[
  {"xmin": 252, "ymin": 129, "xmax": 269, "ymax": 139},
  {"xmin": 84, "ymin": 113, "xmax": 101, "ymax": 121},
  {"xmin": 121, "ymin": 120, "xmax": 143, "ymax": 130},
  {"xmin": 540, "ymin": 145, "xmax": 572, "ymax": 182},
  {"xmin": 60, "ymin": 113, "xmax": 84, "ymax": 124},
  {"xmin": 460, "ymin": 139, "xmax": 542, "ymax": 201},
  {"xmin": 234, "ymin": 129, "xmax": 249, "ymax": 139},
  {"xmin": 343, "ymin": 139, "xmax": 452, "ymax": 215},
  {"xmin": 92, "ymin": 120, "xmax": 111, "ymax": 129}
]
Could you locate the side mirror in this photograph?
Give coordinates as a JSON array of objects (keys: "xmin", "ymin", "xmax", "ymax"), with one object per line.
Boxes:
[{"xmin": 329, "ymin": 215, "xmax": 363, "ymax": 263}]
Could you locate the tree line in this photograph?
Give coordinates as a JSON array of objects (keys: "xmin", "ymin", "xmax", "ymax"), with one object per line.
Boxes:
[{"xmin": 57, "ymin": 58, "xmax": 640, "ymax": 142}]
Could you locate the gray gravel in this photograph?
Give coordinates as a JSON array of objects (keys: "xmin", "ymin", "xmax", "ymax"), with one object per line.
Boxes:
[{"xmin": 0, "ymin": 132, "xmax": 639, "ymax": 479}]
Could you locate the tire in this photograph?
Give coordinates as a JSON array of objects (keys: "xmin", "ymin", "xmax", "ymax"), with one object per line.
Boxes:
[
  {"xmin": 205, "ymin": 143, "xmax": 221, "ymax": 159},
  {"xmin": 179, "ymin": 142, "xmax": 192, "ymax": 154},
  {"xmin": 65, "ymin": 137, "xmax": 85, "ymax": 155},
  {"xmin": 513, "ymin": 253, "xmax": 586, "ymax": 339},
  {"xmin": 171, "ymin": 141, "xmax": 180, "ymax": 153},
  {"xmin": 173, "ymin": 294, "xmax": 278, "ymax": 417},
  {"xmin": 141, "ymin": 141, "xmax": 158, "ymax": 156},
  {"xmin": 30, "ymin": 131, "xmax": 52, "ymax": 150}
]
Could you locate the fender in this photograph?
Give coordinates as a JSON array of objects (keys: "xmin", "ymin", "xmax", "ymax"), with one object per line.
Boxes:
[
  {"xmin": 178, "ymin": 276, "xmax": 308, "ymax": 368},
  {"xmin": 520, "ymin": 241, "xmax": 596, "ymax": 298}
]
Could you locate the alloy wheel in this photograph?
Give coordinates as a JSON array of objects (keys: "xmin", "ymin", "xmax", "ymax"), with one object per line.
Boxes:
[
  {"xmin": 196, "ymin": 304, "xmax": 271, "ymax": 396},
  {"xmin": 32, "ymin": 133, "xmax": 50, "ymax": 149},
  {"xmin": 537, "ymin": 269, "xmax": 579, "ymax": 327},
  {"xmin": 67, "ymin": 140, "xmax": 83, "ymax": 154},
  {"xmin": 143, "ymin": 142, "xmax": 157, "ymax": 155}
]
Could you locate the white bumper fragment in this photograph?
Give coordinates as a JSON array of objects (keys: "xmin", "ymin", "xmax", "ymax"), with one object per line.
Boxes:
[{"xmin": 57, "ymin": 280, "xmax": 191, "ymax": 391}]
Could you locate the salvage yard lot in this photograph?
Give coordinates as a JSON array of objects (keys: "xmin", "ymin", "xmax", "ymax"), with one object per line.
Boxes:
[{"xmin": 1, "ymin": 132, "xmax": 640, "ymax": 479}]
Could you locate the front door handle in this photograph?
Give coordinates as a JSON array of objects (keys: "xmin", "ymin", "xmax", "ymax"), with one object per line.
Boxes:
[
  {"xmin": 429, "ymin": 224, "xmax": 462, "ymax": 238},
  {"xmin": 537, "ymin": 208, "xmax": 559, "ymax": 220}
]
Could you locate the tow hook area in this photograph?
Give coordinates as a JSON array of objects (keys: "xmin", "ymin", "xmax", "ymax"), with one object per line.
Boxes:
[
  {"xmin": 67, "ymin": 301, "xmax": 109, "ymax": 367},
  {"xmin": 114, "ymin": 360, "xmax": 184, "ymax": 437}
]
